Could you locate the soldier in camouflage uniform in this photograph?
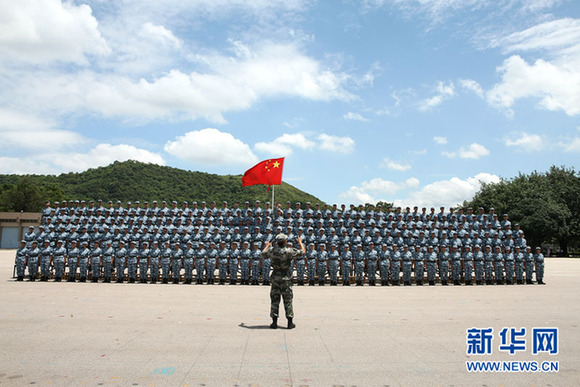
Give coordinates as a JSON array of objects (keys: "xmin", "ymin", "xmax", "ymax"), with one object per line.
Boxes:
[
  {"xmin": 401, "ymin": 245, "xmax": 413, "ymax": 286},
  {"xmin": 262, "ymin": 234, "xmax": 305, "ymax": 329},
  {"xmin": 40, "ymin": 240, "xmax": 52, "ymax": 282},
  {"xmin": 341, "ymin": 244, "xmax": 353, "ymax": 286},
  {"xmin": 426, "ymin": 246, "xmax": 437, "ymax": 285},
  {"xmin": 484, "ymin": 245, "xmax": 494, "ymax": 285},
  {"xmin": 27, "ymin": 241, "xmax": 40, "ymax": 281},
  {"xmin": 534, "ymin": 247, "xmax": 545, "ymax": 285},
  {"xmin": 15, "ymin": 240, "xmax": 27, "ymax": 281},
  {"xmin": 379, "ymin": 244, "xmax": 390, "ymax": 286},
  {"xmin": 79, "ymin": 241, "xmax": 90, "ymax": 282},
  {"xmin": 514, "ymin": 246, "xmax": 525, "ymax": 284},
  {"xmin": 150, "ymin": 241, "xmax": 160, "ymax": 284},
  {"xmin": 366, "ymin": 242, "xmax": 378, "ymax": 286},
  {"xmin": 115, "ymin": 241, "xmax": 127, "ymax": 283},
  {"xmin": 438, "ymin": 245, "xmax": 449, "ymax": 286},
  {"xmin": 306, "ymin": 243, "xmax": 317, "ymax": 286},
  {"xmin": 473, "ymin": 245, "xmax": 484, "ymax": 285},
  {"xmin": 524, "ymin": 246, "xmax": 534, "ymax": 284},
  {"xmin": 413, "ymin": 245, "xmax": 424, "ymax": 286},
  {"xmin": 102, "ymin": 241, "xmax": 115, "ymax": 283}
]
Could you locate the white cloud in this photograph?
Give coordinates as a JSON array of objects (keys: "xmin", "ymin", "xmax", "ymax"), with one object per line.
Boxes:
[
  {"xmin": 255, "ymin": 133, "xmax": 315, "ymax": 156},
  {"xmin": 443, "ymin": 143, "xmax": 490, "ymax": 159},
  {"xmin": 255, "ymin": 133, "xmax": 354, "ymax": 155},
  {"xmin": 317, "ymin": 134, "xmax": 355, "ymax": 153},
  {"xmin": 504, "ymin": 132, "xmax": 544, "ymax": 152},
  {"xmin": 487, "ymin": 19, "xmax": 580, "ymax": 116},
  {"xmin": 0, "ymin": 108, "xmax": 86, "ymax": 150},
  {"xmin": 339, "ymin": 177, "xmax": 420, "ymax": 205},
  {"xmin": 343, "ymin": 112, "xmax": 370, "ymax": 122},
  {"xmin": 0, "ymin": 144, "xmax": 165, "ymax": 174},
  {"xmin": 419, "ymin": 81, "xmax": 455, "ymax": 111},
  {"xmin": 140, "ymin": 23, "xmax": 182, "ymax": 49},
  {"xmin": 0, "ymin": 0, "xmax": 110, "ymax": 65},
  {"xmin": 48, "ymin": 144, "xmax": 165, "ymax": 171},
  {"xmin": 393, "ymin": 173, "xmax": 502, "ymax": 209},
  {"xmin": 433, "ymin": 136, "xmax": 448, "ymax": 145},
  {"xmin": 165, "ymin": 128, "xmax": 258, "ymax": 165},
  {"xmin": 380, "ymin": 158, "xmax": 411, "ymax": 171},
  {"xmin": 1, "ymin": 40, "xmax": 355, "ymax": 124},
  {"xmin": 562, "ymin": 137, "xmax": 580, "ymax": 152},
  {"xmin": 459, "ymin": 79, "xmax": 484, "ymax": 98}
]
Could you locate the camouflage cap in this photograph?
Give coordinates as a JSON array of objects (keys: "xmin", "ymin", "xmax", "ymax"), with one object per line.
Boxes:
[{"xmin": 275, "ymin": 233, "xmax": 288, "ymax": 242}]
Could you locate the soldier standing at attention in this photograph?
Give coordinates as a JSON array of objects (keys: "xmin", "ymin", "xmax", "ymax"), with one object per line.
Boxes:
[
  {"xmin": 52, "ymin": 240, "xmax": 67, "ymax": 282},
  {"xmin": 79, "ymin": 241, "xmax": 90, "ymax": 282},
  {"xmin": 426, "ymin": 246, "xmax": 437, "ymax": 286},
  {"xmin": 15, "ymin": 240, "xmax": 27, "ymax": 281},
  {"xmin": 413, "ymin": 245, "xmax": 424, "ymax": 286},
  {"xmin": 438, "ymin": 245, "xmax": 450, "ymax": 286},
  {"xmin": 514, "ymin": 246, "xmax": 525, "ymax": 284},
  {"xmin": 341, "ymin": 244, "xmax": 353, "ymax": 286},
  {"xmin": 139, "ymin": 242, "xmax": 150, "ymax": 283},
  {"xmin": 353, "ymin": 244, "xmax": 365, "ymax": 286},
  {"xmin": 484, "ymin": 245, "xmax": 494, "ymax": 285},
  {"xmin": 40, "ymin": 240, "xmax": 52, "ymax": 282},
  {"xmin": 473, "ymin": 245, "xmax": 484, "ymax": 285},
  {"xmin": 317, "ymin": 243, "xmax": 329, "ymax": 286},
  {"xmin": 306, "ymin": 243, "xmax": 317, "ymax": 286},
  {"xmin": 127, "ymin": 241, "xmax": 139, "ymax": 283},
  {"xmin": 102, "ymin": 241, "xmax": 115, "ymax": 283},
  {"xmin": 534, "ymin": 247, "xmax": 545, "ymax": 285},
  {"xmin": 184, "ymin": 241, "xmax": 196, "ymax": 284},
  {"xmin": 328, "ymin": 243, "xmax": 340, "ymax": 286},
  {"xmin": 228, "ymin": 242, "xmax": 239, "ymax": 285},
  {"xmin": 262, "ymin": 234, "xmax": 305, "ymax": 330},
  {"xmin": 463, "ymin": 245, "xmax": 474, "ymax": 286},
  {"xmin": 401, "ymin": 245, "xmax": 413, "ymax": 286},
  {"xmin": 206, "ymin": 241, "xmax": 218, "ymax": 284},
  {"xmin": 390, "ymin": 245, "xmax": 402, "ymax": 286},
  {"xmin": 493, "ymin": 246, "xmax": 504, "ymax": 285},
  {"xmin": 115, "ymin": 241, "xmax": 127, "ymax": 283},
  {"xmin": 524, "ymin": 246, "xmax": 534, "ymax": 284},
  {"xmin": 366, "ymin": 242, "xmax": 378, "ymax": 286},
  {"xmin": 171, "ymin": 242, "xmax": 183, "ymax": 284},
  {"xmin": 149, "ymin": 241, "xmax": 161, "ymax": 284},
  {"xmin": 27, "ymin": 241, "xmax": 40, "ymax": 281},
  {"xmin": 251, "ymin": 242, "xmax": 262, "ymax": 285},
  {"xmin": 90, "ymin": 241, "xmax": 102, "ymax": 283}
]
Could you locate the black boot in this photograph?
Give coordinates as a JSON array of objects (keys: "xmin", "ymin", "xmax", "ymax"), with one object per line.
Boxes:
[
  {"xmin": 404, "ymin": 281, "xmax": 410, "ymax": 286},
  {"xmin": 287, "ymin": 318, "xmax": 295, "ymax": 329},
  {"xmin": 151, "ymin": 278, "xmax": 156, "ymax": 284},
  {"xmin": 442, "ymin": 280, "xmax": 448, "ymax": 286},
  {"xmin": 30, "ymin": 276, "xmax": 36, "ymax": 282},
  {"xmin": 17, "ymin": 276, "xmax": 24, "ymax": 281},
  {"xmin": 356, "ymin": 280, "xmax": 362, "ymax": 286},
  {"xmin": 309, "ymin": 280, "xmax": 314, "ymax": 286},
  {"xmin": 104, "ymin": 278, "xmax": 110, "ymax": 283},
  {"xmin": 416, "ymin": 280, "xmax": 423, "ymax": 286},
  {"xmin": 538, "ymin": 280, "xmax": 545, "ymax": 285},
  {"xmin": 429, "ymin": 280, "xmax": 435, "ymax": 286},
  {"xmin": 465, "ymin": 281, "xmax": 472, "ymax": 286},
  {"xmin": 162, "ymin": 278, "xmax": 168, "ymax": 284},
  {"xmin": 92, "ymin": 278, "xmax": 98, "ymax": 283},
  {"xmin": 270, "ymin": 317, "xmax": 278, "ymax": 329},
  {"xmin": 526, "ymin": 278, "xmax": 533, "ymax": 284},
  {"xmin": 80, "ymin": 277, "xmax": 86, "ymax": 282},
  {"xmin": 319, "ymin": 281, "xmax": 325, "ymax": 286}
]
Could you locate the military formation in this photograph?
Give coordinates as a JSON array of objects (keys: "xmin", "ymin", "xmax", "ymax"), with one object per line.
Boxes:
[{"xmin": 14, "ymin": 199, "xmax": 546, "ymax": 286}]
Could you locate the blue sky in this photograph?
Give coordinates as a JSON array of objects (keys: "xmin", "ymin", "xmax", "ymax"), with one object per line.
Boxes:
[{"xmin": 0, "ymin": 0, "xmax": 579, "ymax": 207}]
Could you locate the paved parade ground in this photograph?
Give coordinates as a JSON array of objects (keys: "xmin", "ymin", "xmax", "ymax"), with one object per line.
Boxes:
[{"xmin": 1, "ymin": 250, "xmax": 579, "ymax": 386}]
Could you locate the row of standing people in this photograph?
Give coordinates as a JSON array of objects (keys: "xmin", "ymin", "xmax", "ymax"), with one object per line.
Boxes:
[{"xmin": 14, "ymin": 238, "xmax": 545, "ymax": 286}]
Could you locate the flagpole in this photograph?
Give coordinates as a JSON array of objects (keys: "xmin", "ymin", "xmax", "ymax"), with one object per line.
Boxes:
[{"xmin": 271, "ymin": 184, "xmax": 275, "ymax": 208}]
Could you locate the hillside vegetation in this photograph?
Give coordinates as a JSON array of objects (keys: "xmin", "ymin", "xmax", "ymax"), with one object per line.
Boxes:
[{"xmin": 0, "ymin": 160, "xmax": 322, "ymax": 211}]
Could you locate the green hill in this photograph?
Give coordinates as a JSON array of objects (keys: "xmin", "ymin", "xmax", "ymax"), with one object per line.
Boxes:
[{"xmin": 0, "ymin": 160, "xmax": 323, "ymax": 212}]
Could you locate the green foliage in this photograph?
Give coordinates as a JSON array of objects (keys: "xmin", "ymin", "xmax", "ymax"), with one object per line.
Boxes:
[
  {"xmin": 462, "ymin": 166, "xmax": 580, "ymax": 255},
  {"xmin": 0, "ymin": 160, "xmax": 322, "ymax": 212}
]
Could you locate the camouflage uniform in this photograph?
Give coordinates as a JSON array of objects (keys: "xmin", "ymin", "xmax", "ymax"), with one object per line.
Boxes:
[
  {"xmin": 15, "ymin": 242, "xmax": 27, "ymax": 280},
  {"xmin": 426, "ymin": 247, "xmax": 437, "ymax": 285},
  {"xmin": 262, "ymin": 237, "xmax": 303, "ymax": 322},
  {"xmin": 379, "ymin": 246, "xmax": 390, "ymax": 286},
  {"xmin": 524, "ymin": 247, "xmax": 534, "ymax": 284},
  {"xmin": 341, "ymin": 246, "xmax": 353, "ymax": 286},
  {"xmin": 366, "ymin": 244, "xmax": 378, "ymax": 285},
  {"xmin": 534, "ymin": 248, "xmax": 545, "ymax": 284}
]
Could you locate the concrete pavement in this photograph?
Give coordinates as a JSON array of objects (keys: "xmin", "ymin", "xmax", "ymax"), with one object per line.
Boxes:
[{"xmin": 1, "ymin": 251, "xmax": 579, "ymax": 386}]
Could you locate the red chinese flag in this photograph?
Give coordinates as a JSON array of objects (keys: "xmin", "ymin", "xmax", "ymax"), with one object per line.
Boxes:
[{"xmin": 242, "ymin": 158, "xmax": 284, "ymax": 188}]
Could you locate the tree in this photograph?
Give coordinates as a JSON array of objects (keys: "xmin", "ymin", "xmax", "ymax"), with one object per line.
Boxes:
[
  {"xmin": 463, "ymin": 166, "xmax": 580, "ymax": 255},
  {"xmin": 1, "ymin": 177, "xmax": 44, "ymax": 212}
]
